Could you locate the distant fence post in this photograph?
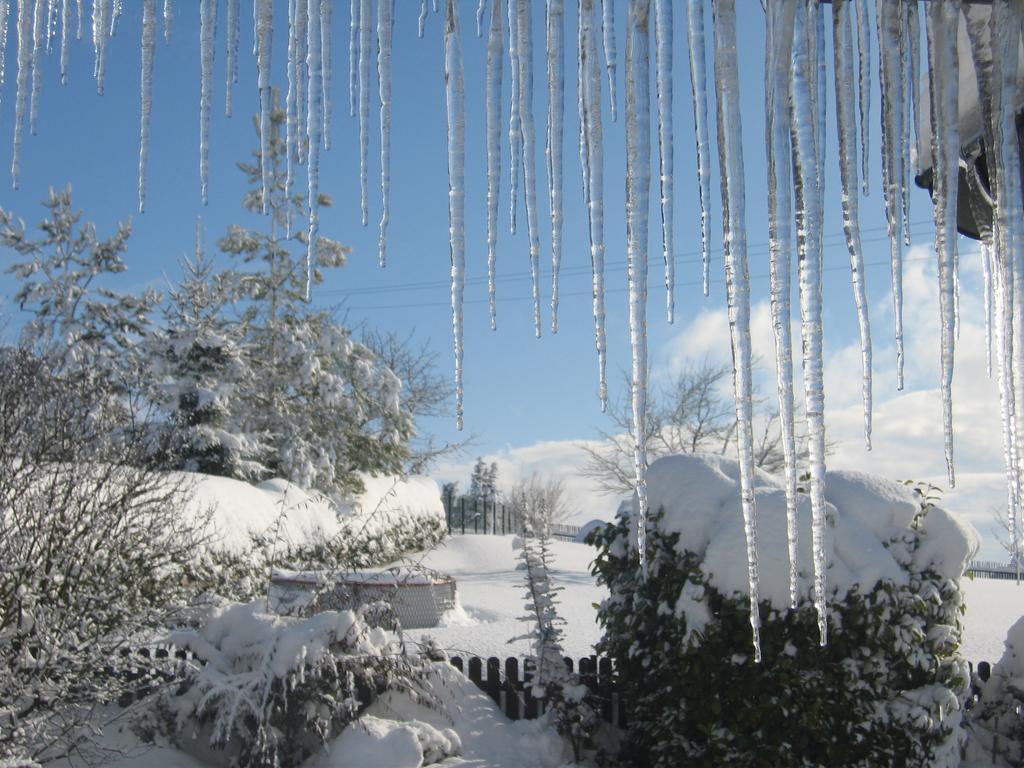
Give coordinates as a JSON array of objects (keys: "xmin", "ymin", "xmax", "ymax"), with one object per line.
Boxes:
[{"xmin": 460, "ymin": 497, "xmax": 465, "ymax": 535}]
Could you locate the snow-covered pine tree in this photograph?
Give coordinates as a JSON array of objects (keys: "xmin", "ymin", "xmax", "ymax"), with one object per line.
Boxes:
[
  {"xmin": 469, "ymin": 457, "xmax": 488, "ymax": 502},
  {"xmin": 217, "ymin": 95, "xmax": 412, "ymax": 496},
  {"xmin": 511, "ymin": 528, "xmax": 596, "ymax": 762},
  {"xmin": 484, "ymin": 461, "xmax": 499, "ymax": 504},
  {"xmin": 147, "ymin": 229, "xmax": 262, "ymax": 478}
]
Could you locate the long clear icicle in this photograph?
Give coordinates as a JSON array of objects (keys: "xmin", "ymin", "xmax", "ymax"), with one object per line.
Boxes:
[
  {"xmin": 321, "ymin": 0, "xmax": 332, "ymax": 148},
  {"xmin": 0, "ymin": 1, "xmax": 9, "ymax": 111},
  {"xmin": 833, "ymin": 0, "xmax": 872, "ymax": 450},
  {"xmin": 59, "ymin": 0, "xmax": 68, "ymax": 84},
  {"xmin": 477, "ymin": 0, "xmax": 485, "ymax": 37},
  {"xmin": 93, "ymin": 0, "xmax": 108, "ymax": 93},
  {"xmin": 256, "ymin": 0, "xmax": 273, "ymax": 213},
  {"xmin": 225, "ymin": 0, "xmax": 239, "ymax": 117},
  {"xmin": 654, "ymin": 0, "xmax": 672, "ymax": 322},
  {"xmin": 138, "ymin": 0, "xmax": 156, "ymax": 213},
  {"xmin": 925, "ymin": 0, "xmax": 959, "ymax": 487},
  {"xmin": 358, "ymin": 0, "xmax": 371, "ymax": 226},
  {"xmin": 294, "ymin": 0, "xmax": 308, "ymax": 164},
  {"xmin": 306, "ymin": 0, "xmax": 322, "ymax": 300},
  {"xmin": 444, "ymin": 0, "xmax": 466, "ymax": 431},
  {"xmin": 580, "ymin": 0, "xmax": 607, "ymax": 410},
  {"xmin": 508, "ymin": 0, "xmax": 520, "ymax": 234},
  {"xmin": 378, "ymin": 0, "xmax": 394, "ymax": 266},
  {"xmin": 516, "ymin": 0, "xmax": 542, "ymax": 337},
  {"xmin": 418, "ymin": 0, "xmax": 427, "ymax": 37},
  {"xmin": 983, "ymin": 239, "xmax": 994, "ymax": 378},
  {"xmin": 601, "ymin": 0, "xmax": 616, "ymax": 121},
  {"xmin": 285, "ymin": 0, "xmax": 298, "ymax": 224},
  {"xmin": 626, "ymin": 0, "xmax": 651, "ymax": 579},
  {"xmin": 199, "ymin": 0, "xmax": 216, "ymax": 205},
  {"xmin": 547, "ymin": 0, "xmax": 565, "ymax": 333},
  {"xmin": 764, "ymin": 0, "xmax": 799, "ymax": 611},
  {"xmin": 162, "ymin": 0, "xmax": 171, "ymax": 42},
  {"xmin": 11, "ymin": 0, "xmax": 30, "ymax": 188},
  {"xmin": 485, "ymin": 0, "xmax": 504, "ymax": 329},
  {"xmin": 854, "ymin": 0, "xmax": 870, "ymax": 194},
  {"xmin": 712, "ymin": 0, "xmax": 761, "ymax": 658},
  {"xmin": 876, "ymin": 0, "xmax": 905, "ymax": 389},
  {"xmin": 29, "ymin": 0, "xmax": 43, "ymax": 134},
  {"xmin": 685, "ymin": 0, "xmax": 711, "ymax": 297},
  {"xmin": 349, "ymin": 0, "xmax": 358, "ymax": 114},
  {"xmin": 792, "ymin": 0, "xmax": 827, "ymax": 646},
  {"xmin": 900, "ymin": 1, "xmax": 916, "ymax": 246}
]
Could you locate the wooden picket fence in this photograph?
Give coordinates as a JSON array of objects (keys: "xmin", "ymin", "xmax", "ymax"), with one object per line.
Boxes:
[{"xmin": 449, "ymin": 655, "xmax": 626, "ymax": 728}]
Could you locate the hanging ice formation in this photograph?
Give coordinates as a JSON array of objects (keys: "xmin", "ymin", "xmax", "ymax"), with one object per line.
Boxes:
[
  {"xmin": 444, "ymin": 0, "xmax": 465, "ymax": 432},
  {"xmin": 546, "ymin": 0, "xmax": 564, "ymax": 333},
  {"xmin": 10, "ymin": 0, "xmax": 1024, "ymax": 652},
  {"xmin": 378, "ymin": 0, "xmax": 393, "ymax": 267},
  {"xmin": 485, "ymin": 0, "xmax": 503, "ymax": 329},
  {"xmin": 684, "ymin": 0, "xmax": 711, "ymax": 297},
  {"xmin": 625, "ymin": 0, "xmax": 651, "ymax": 579},
  {"xmin": 712, "ymin": 0, "xmax": 762, "ymax": 659}
]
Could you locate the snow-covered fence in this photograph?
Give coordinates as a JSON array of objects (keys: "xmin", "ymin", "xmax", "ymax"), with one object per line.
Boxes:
[
  {"xmin": 449, "ymin": 655, "xmax": 625, "ymax": 729},
  {"xmin": 967, "ymin": 560, "xmax": 1021, "ymax": 580}
]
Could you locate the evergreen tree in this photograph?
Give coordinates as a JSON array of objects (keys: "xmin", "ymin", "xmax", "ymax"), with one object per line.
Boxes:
[
  {"xmin": 468, "ymin": 457, "xmax": 488, "ymax": 501},
  {"xmin": 217, "ymin": 98, "xmax": 411, "ymax": 496}
]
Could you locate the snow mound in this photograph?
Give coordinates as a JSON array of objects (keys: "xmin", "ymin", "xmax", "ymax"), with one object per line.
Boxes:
[
  {"xmin": 638, "ymin": 454, "xmax": 978, "ymax": 607},
  {"xmin": 182, "ymin": 472, "xmax": 443, "ymax": 554},
  {"xmin": 304, "ymin": 715, "xmax": 461, "ymax": 768}
]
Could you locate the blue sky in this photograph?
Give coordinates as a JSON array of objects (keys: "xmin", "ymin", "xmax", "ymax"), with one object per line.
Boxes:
[{"xmin": 0, "ymin": 1, "xmax": 1008, "ymax": 557}]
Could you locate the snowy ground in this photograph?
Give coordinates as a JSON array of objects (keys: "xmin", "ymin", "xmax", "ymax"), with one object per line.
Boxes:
[{"xmin": 961, "ymin": 576, "xmax": 1024, "ymax": 665}]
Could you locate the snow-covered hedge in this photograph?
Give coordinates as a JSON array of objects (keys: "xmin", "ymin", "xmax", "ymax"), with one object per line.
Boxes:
[
  {"xmin": 965, "ymin": 615, "xmax": 1024, "ymax": 765},
  {"xmin": 183, "ymin": 473, "xmax": 446, "ymax": 600},
  {"xmin": 589, "ymin": 454, "xmax": 977, "ymax": 768},
  {"xmin": 152, "ymin": 599, "xmax": 444, "ymax": 768}
]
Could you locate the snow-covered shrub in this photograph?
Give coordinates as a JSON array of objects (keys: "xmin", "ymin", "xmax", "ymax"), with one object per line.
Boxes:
[
  {"xmin": 512, "ymin": 530, "xmax": 598, "ymax": 762},
  {"xmin": 157, "ymin": 600, "xmax": 439, "ymax": 767},
  {"xmin": 965, "ymin": 615, "xmax": 1024, "ymax": 765},
  {"xmin": 589, "ymin": 454, "xmax": 977, "ymax": 768},
  {"xmin": 0, "ymin": 349, "xmax": 206, "ymax": 763}
]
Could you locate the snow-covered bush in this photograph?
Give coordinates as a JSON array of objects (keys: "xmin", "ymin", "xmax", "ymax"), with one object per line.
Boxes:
[
  {"xmin": 182, "ymin": 474, "xmax": 447, "ymax": 602},
  {"xmin": 0, "ymin": 349, "xmax": 205, "ymax": 763},
  {"xmin": 512, "ymin": 530, "xmax": 599, "ymax": 762},
  {"xmin": 589, "ymin": 454, "xmax": 977, "ymax": 768},
  {"xmin": 155, "ymin": 600, "xmax": 441, "ymax": 767},
  {"xmin": 965, "ymin": 615, "xmax": 1024, "ymax": 765}
]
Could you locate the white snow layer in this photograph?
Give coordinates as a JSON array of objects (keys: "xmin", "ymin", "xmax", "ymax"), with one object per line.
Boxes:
[
  {"xmin": 182, "ymin": 472, "xmax": 444, "ymax": 555},
  {"xmin": 638, "ymin": 453, "xmax": 979, "ymax": 608}
]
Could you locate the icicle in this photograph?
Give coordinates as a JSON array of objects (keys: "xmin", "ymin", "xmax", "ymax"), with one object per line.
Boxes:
[
  {"xmin": 307, "ymin": 0, "xmax": 323, "ymax": 301},
  {"xmin": 0, "ymin": 1, "xmax": 9, "ymax": 107},
  {"xmin": 898, "ymin": 1, "xmax": 915, "ymax": 247},
  {"xmin": 11, "ymin": 0, "xmax": 30, "ymax": 188},
  {"xmin": 29, "ymin": 0, "xmax": 43, "ymax": 134},
  {"xmin": 625, "ymin": 0, "xmax": 651, "ymax": 579},
  {"xmin": 434, "ymin": 0, "xmax": 439, "ymax": 12},
  {"xmin": 601, "ymin": 0, "xmax": 616, "ymax": 121},
  {"xmin": 378, "ymin": 0, "xmax": 393, "ymax": 266},
  {"xmin": 476, "ymin": 0, "xmax": 484, "ymax": 37},
  {"xmin": 138, "ymin": 0, "xmax": 155, "ymax": 213},
  {"xmin": 256, "ymin": 0, "xmax": 273, "ymax": 214},
  {"xmin": 791, "ymin": 0, "xmax": 827, "ymax": 646},
  {"xmin": 654, "ymin": 0, "xmax": 672, "ymax": 322},
  {"xmin": 108, "ymin": 0, "xmax": 120, "ymax": 36},
  {"xmin": 516, "ymin": 0, "xmax": 542, "ymax": 337},
  {"xmin": 226, "ymin": 0, "xmax": 239, "ymax": 117},
  {"xmin": 349, "ymin": 0, "xmax": 358, "ymax": 114},
  {"xmin": 162, "ymin": 0, "xmax": 170, "ymax": 42},
  {"xmin": 905, "ymin": 0, "xmax": 920, "ymax": 174},
  {"xmin": 833, "ymin": 0, "xmax": 872, "ymax": 450},
  {"xmin": 444, "ymin": 0, "xmax": 466, "ymax": 430},
  {"xmin": 854, "ymin": 0, "xmax": 870, "ymax": 194},
  {"xmin": 876, "ymin": 0, "xmax": 905, "ymax": 389},
  {"xmin": 358, "ymin": 0, "xmax": 371, "ymax": 226},
  {"xmin": 507, "ymin": 0, "xmax": 520, "ymax": 234},
  {"xmin": 764, "ymin": 0, "xmax": 799, "ymax": 611},
  {"xmin": 59, "ymin": 0, "xmax": 68, "ymax": 83},
  {"xmin": 45, "ymin": 0, "xmax": 53, "ymax": 52},
  {"xmin": 579, "ymin": 0, "xmax": 607, "ymax": 409},
  {"xmin": 294, "ymin": 0, "xmax": 308, "ymax": 164},
  {"xmin": 285, "ymin": 0, "xmax": 297, "ymax": 223},
  {"xmin": 93, "ymin": 0, "xmax": 109, "ymax": 94},
  {"xmin": 418, "ymin": 0, "xmax": 427, "ymax": 37},
  {"xmin": 199, "ymin": 0, "xmax": 217, "ymax": 205},
  {"xmin": 486, "ymin": 0, "xmax": 504, "ymax": 329},
  {"xmin": 925, "ymin": 0, "xmax": 959, "ymax": 487},
  {"xmin": 321, "ymin": 0, "xmax": 332, "ymax": 148},
  {"xmin": 712, "ymin": 0, "xmax": 761, "ymax": 658},
  {"xmin": 984, "ymin": 241, "xmax": 994, "ymax": 378},
  {"xmin": 685, "ymin": 0, "xmax": 711, "ymax": 297},
  {"xmin": 547, "ymin": 0, "xmax": 564, "ymax": 333},
  {"xmin": 966, "ymin": 164, "xmax": 996, "ymax": 379}
]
